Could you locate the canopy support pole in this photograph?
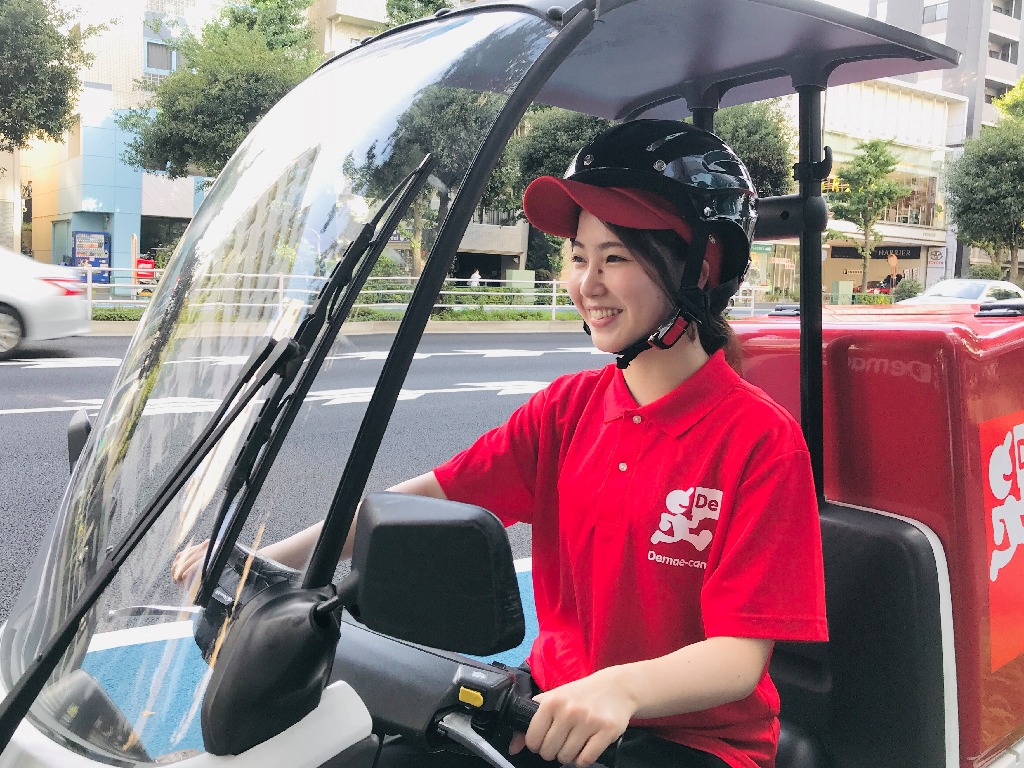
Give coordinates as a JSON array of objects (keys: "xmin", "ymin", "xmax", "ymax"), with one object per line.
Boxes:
[{"xmin": 796, "ymin": 83, "xmax": 826, "ymax": 500}]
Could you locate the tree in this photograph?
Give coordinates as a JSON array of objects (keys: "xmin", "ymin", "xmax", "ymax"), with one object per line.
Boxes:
[
  {"xmin": 827, "ymin": 139, "xmax": 910, "ymax": 291},
  {"xmin": 945, "ymin": 118, "xmax": 1024, "ymax": 282},
  {"xmin": 0, "ymin": 0, "xmax": 96, "ymax": 152},
  {"xmin": 386, "ymin": 0, "xmax": 451, "ymax": 27},
  {"xmin": 994, "ymin": 76, "xmax": 1024, "ymax": 119},
  {"xmin": 118, "ymin": 0, "xmax": 319, "ymax": 178},
  {"xmin": 713, "ymin": 99, "xmax": 795, "ymax": 197},
  {"xmin": 500, "ymin": 107, "xmax": 609, "ymax": 279}
]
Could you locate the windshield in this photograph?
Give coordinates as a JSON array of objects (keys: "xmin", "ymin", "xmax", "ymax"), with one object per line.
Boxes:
[
  {"xmin": 1, "ymin": 9, "xmax": 554, "ymax": 764},
  {"xmin": 925, "ymin": 280, "xmax": 986, "ymax": 299}
]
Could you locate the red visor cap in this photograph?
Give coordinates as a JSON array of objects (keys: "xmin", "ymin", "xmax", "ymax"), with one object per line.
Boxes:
[{"xmin": 522, "ymin": 176, "xmax": 722, "ymax": 287}]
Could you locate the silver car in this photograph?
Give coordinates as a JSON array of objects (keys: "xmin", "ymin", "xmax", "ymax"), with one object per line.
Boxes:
[
  {"xmin": 0, "ymin": 245, "xmax": 91, "ymax": 359},
  {"xmin": 897, "ymin": 278, "xmax": 1024, "ymax": 304}
]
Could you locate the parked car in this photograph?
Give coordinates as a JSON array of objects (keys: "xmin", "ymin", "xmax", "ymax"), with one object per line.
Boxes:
[
  {"xmin": 0, "ymin": 245, "xmax": 91, "ymax": 359},
  {"xmin": 896, "ymin": 278, "xmax": 1024, "ymax": 304}
]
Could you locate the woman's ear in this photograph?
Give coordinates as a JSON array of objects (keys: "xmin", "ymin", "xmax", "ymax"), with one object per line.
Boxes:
[{"xmin": 698, "ymin": 259, "xmax": 710, "ymax": 289}]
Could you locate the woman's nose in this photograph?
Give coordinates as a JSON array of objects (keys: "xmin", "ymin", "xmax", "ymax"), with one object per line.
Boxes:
[{"xmin": 579, "ymin": 264, "xmax": 605, "ymax": 295}]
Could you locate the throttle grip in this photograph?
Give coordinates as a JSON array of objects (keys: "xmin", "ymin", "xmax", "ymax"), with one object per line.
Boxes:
[
  {"xmin": 503, "ymin": 695, "xmax": 617, "ymax": 767},
  {"xmin": 506, "ymin": 695, "xmax": 538, "ymax": 733}
]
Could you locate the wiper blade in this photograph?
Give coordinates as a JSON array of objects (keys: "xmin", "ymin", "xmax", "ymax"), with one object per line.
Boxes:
[
  {"xmin": 0, "ymin": 334, "xmax": 298, "ymax": 753},
  {"xmin": 194, "ymin": 153, "xmax": 437, "ymax": 607}
]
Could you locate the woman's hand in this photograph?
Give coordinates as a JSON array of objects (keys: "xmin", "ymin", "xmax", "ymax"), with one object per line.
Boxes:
[
  {"xmin": 171, "ymin": 539, "xmax": 209, "ymax": 584},
  {"xmin": 510, "ymin": 668, "xmax": 635, "ymax": 767}
]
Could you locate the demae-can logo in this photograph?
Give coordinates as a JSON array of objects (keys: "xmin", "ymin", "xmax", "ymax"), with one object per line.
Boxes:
[
  {"xmin": 650, "ymin": 486, "xmax": 723, "ymax": 552},
  {"xmin": 847, "ymin": 355, "xmax": 933, "ymax": 383},
  {"xmin": 982, "ymin": 411, "xmax": 1024, "ymax": 670}
]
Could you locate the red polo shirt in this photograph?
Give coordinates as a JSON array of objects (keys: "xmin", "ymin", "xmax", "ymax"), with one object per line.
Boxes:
[{"xmin": 433, "ymin": 351, "xmax": 827, "ymax": 768}]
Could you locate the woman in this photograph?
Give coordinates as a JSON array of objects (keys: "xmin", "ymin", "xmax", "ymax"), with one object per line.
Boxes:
[{"xmin": 175, "ymin": 120, "xmax": 827, "ymax": 768}]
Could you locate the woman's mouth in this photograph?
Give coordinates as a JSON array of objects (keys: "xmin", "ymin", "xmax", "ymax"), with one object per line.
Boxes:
[{"xmin": 588, "ymin": 308, "xmax": 622, "ymax": 321}]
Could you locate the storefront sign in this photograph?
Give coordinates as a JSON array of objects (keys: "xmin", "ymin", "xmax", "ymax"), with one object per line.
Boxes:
[{"xmin": 831, "ymin": 245, "xmax": 922, "ymax": 261}]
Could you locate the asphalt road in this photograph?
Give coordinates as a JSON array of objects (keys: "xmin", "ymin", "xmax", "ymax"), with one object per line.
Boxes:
[{"xmin": 0, "ymin": 330, "xmax": 611, "ymax": 622}]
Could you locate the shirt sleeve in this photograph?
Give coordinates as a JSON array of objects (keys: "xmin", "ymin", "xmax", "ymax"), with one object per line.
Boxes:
[
  {"xmin": 700, "ymin": 448, "xmax": 829, "ymax": 642},
  {"xmin": 433, "ymin": 385, "xmax": 552, "ymax": 526}
]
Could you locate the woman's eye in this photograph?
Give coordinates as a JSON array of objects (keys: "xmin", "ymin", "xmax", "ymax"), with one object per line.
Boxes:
[
  {"xmin": 606, "ymin": 253, "xmax": 629, "ymax": 263},
  {"xmin": 571, "ymin": 253, "xmax": 585, "ymax": 264}
]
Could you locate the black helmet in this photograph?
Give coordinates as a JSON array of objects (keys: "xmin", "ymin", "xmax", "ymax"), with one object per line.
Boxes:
[{"xmin": 565, "ymin": 119, "xmax": 756, "ymax": 312}]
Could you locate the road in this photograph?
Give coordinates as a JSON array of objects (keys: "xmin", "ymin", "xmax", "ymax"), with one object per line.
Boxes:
[{"xmin": 0, "ymin": 330, "xmax": 612, "ymax": 622}]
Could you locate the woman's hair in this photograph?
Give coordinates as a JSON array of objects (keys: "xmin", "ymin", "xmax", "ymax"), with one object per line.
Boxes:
[{"xmin": 604, "ymin": 222, "xmax": 740, "ymax": 365}]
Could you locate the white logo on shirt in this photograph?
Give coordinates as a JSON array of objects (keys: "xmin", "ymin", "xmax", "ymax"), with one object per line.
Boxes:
[{"xmin": 650, "ymin": 487, "xmax": 723, "ymax": 552}]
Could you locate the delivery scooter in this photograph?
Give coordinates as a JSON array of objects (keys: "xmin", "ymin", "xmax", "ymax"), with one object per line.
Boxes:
[{"xmin": 5, "ymin": 2, "xmax": 1008, "ymax": 768}]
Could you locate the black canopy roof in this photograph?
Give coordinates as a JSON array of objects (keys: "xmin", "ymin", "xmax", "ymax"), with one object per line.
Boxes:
[{"xmin": 473, "ymin": 0, "xmax": 961, "ymax": 118}]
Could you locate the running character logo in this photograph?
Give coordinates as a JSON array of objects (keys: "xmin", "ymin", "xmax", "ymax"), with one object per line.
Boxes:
[
  {"xmin": 650, "ymin": 487, "xmax": 723, "ymax": 551},
  {"xmin": 983, "ymin": 412, "xmax": 1024, "ymax": 671}
]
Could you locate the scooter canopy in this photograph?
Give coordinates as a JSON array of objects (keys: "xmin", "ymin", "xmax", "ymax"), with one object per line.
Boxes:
[{"xmin": 0, "ymin": 1, "xmax": 957, "ymax": 766}]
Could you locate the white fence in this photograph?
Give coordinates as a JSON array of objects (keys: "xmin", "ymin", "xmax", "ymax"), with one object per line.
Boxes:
[{"xmin": 81, "ymin": 267, "xmax": 576, "ymax": 319}]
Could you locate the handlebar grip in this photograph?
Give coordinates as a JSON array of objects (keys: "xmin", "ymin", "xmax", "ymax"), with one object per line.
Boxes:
[
  {"xmin": 506, "ymin": 695, "xmax": 537, "ymax": 733},
  {"xmin": 503, "ymin": 695, "xmax": 616, "ymax": 767}
]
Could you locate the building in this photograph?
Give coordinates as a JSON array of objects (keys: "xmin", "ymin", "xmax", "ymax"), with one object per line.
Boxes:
[
  {"xmin": 818, "ymin": 77, "xmax": 967, "ymax": 292},
  {"xmin": 20, "ymin": 0, "xmax": 224, "ymax": 280},
  {"xmin": 874, "ymin": 0, "xmax": 1024, "ymax": 276},
  {"xmin": 879, "ymin": 0, "xmax": 1024, "ymax": 135}
]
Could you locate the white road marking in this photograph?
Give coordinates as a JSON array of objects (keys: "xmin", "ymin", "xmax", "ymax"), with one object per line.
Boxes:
[
  {"xmin": 1, "ymin": 347, "xmax": 606, "ymax": 370},
  {"xmin": 0, "ymin": 382, "xmax": 550, "ymax": 416}
]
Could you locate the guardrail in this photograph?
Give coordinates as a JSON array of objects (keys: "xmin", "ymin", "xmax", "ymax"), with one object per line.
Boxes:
[{"xmin": 81, "ymin": 267, "xmax": 577, "ymax": 319}]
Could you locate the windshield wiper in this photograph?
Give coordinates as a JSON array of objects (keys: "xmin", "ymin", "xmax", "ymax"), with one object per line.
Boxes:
[
  {"xmin": 194, "ymin": 152, "xmax": 437, "ymax": 606},
  {"xmin": 0, "ymin": 153, "xmax": 436, "ymax": 754}
]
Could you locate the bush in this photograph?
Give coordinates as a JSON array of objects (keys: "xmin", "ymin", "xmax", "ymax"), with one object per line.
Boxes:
[
  {"xmin": 93, "ymin": 307, "xmax": 145, "ymax": 321},
  {"xmin": 892, "ymin": 277, "xmax": 922, "ymax": 302},
  {"xmin": 851, "ymin": 293, "xmax": 892, "ymax": 305},
  {"xmin": 969, "ymin": 263, "xmax": 1003, "ymax": 280}
]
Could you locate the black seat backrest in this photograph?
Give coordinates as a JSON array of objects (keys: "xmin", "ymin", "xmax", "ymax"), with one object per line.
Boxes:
[{"xmin": 769, "ymin": 502, "xmax": 948, "ymax": 768}]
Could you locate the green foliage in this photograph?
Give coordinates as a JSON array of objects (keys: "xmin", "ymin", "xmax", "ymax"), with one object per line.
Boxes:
[
  {"xmin": 118, "ymin": 0, "xmax": 319, "ymax": 177},
  {"xmin": 714, "ymin": 99, "xmax": 795, "ymax": 196},
  {"xmin": 969, "ymin": 262, "xmax": 1004, "ymax": 280},
  {"xmin": 994, "ymin": 77, "xmax": 1024, "ymax": 120},
  {"xmin": 503, "ymin": 107, "xmax": 609, "ymax": 278},
  {"xmin": 385, "ymin": 0, "xmax": 451, "ymax": 27},
  {"xmin": 892, "ymin": 277, "xmax": 922, "ymax": 302},
  {"xmin": 93, "ymin": 307, "xmax": 145, "ymax": 321},
  {"xmin": 945, "ymin": 119, "xmax": 1024, "ymax": 278},
  {"xmin": 0, "ymin": 0, "xmax": 97, "ymax": 151},
  {"xmin": 827, "ymin": 139, "xmax": 910, "ymax": 290},
  {"xmin": 851, "ymin": 293, "xmax": 891, "ymax": 305}
]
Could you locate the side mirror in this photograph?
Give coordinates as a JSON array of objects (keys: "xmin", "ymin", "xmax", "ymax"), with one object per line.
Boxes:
[
  {"xmin": 67, "ymin": 408, "xmax": 93, "ymax": 472},
  {"xmin": 345, "ymin": 492, "xmax": 525, "ymax": 656}
]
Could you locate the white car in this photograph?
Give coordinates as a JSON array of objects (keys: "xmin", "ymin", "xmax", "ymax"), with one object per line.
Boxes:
[
  {"xmin": 897, "ymin": 278, "xmax": 1024, "ymax": 305},
  {"xmin": 0, "ymin": 245, "xmax": 91, "ymax": 359}
]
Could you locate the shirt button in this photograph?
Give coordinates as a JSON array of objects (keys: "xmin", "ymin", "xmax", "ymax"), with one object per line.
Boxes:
[
  {"xmin": 632, "ymin": 415, "xmax": 642, "ymax": 424},
  {"xmin": 618, "ymin": 462, "xmax": 628, "ymax": 472}
]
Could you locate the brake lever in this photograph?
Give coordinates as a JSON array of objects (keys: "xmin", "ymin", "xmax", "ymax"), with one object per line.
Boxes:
[{"xmin": 436, "ymin": 711, "xmax": 517, "ymax": 768}]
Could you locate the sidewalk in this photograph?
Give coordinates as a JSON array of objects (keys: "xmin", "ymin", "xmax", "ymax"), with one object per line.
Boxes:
[{"xmin": 89, "ymin": 319, "xmax": 584, "ymax": 337}]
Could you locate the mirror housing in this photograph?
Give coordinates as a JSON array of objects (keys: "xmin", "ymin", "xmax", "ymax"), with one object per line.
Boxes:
[
  {"xmin": 344, "ymin": 492, "xmax": 525, "ymax": 655},
  {"xmin": 67, "ymin": 408, "xmax": 92, "ymax": 471}
]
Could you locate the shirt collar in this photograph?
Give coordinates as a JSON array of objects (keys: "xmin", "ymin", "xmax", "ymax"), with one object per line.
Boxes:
[{"xmin": 602, "ymin": 349, "xmax": 740, "ymax": 438}]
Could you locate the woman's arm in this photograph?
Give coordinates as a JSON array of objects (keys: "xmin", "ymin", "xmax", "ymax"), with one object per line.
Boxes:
[
  {"xmin": 518, "ymin": 636, "xmax": 773, "ymax": 767},
  {"xmin": 172, "ymin": 471, "xmax": 448, "ymax": 582}
]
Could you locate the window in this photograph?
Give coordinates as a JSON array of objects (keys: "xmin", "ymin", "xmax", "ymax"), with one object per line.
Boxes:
[
  {"xmin": 146, "ymin": 40, "xmax": 175, "ymax": 72},
  {"xmin": 922, "ymin": 2, "xmax": 948, "ymax": 22}
]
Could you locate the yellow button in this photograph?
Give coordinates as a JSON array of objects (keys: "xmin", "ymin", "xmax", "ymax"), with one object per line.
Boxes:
[{"xmin": 459, "ymin": 687, "xmax": 485, "ymax": 708}]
